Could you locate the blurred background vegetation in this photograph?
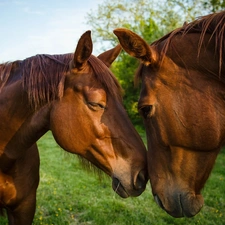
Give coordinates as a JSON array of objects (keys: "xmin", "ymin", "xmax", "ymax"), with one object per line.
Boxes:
[{"xmin": 86, "ymin": 0, "xmax": 225, "ymax": 127}]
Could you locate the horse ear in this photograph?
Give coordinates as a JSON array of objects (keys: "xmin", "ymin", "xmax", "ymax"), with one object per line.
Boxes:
[
  {"xmin": 73, "ymin": 30, "xmax": 93, "ymax": 70},
  {"xmin": 113, "ymin": 28, "xmax": 157, "ymax": 65},
  {"xmin": 97, "ymin": 44, "xmax": 122, "ymax": 67}
]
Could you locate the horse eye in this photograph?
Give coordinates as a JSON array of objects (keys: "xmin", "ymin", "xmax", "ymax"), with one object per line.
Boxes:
[
  {"xmin": 139, "ymin": 105, "xmax": 152, "ymax": 119},
  {"xmin": 88, "ymin": 102, "xmax": 106, "ymax": 111},
  {"xmin": 97, "ymin": 103, "xmax": 105, "ymax": 109}
]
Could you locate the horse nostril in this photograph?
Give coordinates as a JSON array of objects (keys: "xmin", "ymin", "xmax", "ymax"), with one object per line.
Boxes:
[
  {"xmin": 139, "ymin": 105, "xmax": 153, "ymax": 119},
  {"xmin": 135, "ymin": 169, "xmax": 147, "ymax": 190}
]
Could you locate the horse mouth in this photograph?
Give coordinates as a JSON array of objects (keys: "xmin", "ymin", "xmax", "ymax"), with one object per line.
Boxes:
[
  {"xmin": 154, "ymin": 193, "xmax": 203, "ymax": 218},
  {"xmin": 154, "ymin": 194, "xmax": 165, "ymax": 210},
  {"xmin": 154, "ymin": 194, "xmax": 184, "ymax": 217},
  {"xmin": 112, "ymin": 177, "xmax": 129, "ymax": 198}
]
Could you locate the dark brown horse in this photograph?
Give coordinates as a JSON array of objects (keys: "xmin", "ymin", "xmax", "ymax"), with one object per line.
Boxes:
[
  {"xmin": 0, "ymin": 31, "xmax": 147, "ymax": 225},
  {"xmin": 114, "ymin": 11, "xmax": 225, "ymax": 218}
]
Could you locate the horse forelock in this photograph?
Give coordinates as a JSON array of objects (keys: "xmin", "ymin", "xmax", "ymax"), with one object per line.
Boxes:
[
  {"xmin": 88, "ymin": 55, "xmax": 123, "ymax": 102},
  {"xmin": 152, "ymin": 10, "xmax": 225, "ymax": 79}
]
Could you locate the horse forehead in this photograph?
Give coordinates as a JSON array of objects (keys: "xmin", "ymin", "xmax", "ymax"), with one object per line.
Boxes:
[
  {"xmin": 140, "ymin": 65, "xmax": 166, "ymax": 91},
  {"xmin": 69, "ymin": 72, "xmax": 110, "ymax": 104},
  {"xmin": 140, "ymin": 65, "xmax": 156, "ymax": 83},
  {"xmin": 70, "ymin": 66, "xmax": 99, "ymax": 85},
  {"xmin": 83, "ymin": 85, "xmax": 107, "ymax": 99}
]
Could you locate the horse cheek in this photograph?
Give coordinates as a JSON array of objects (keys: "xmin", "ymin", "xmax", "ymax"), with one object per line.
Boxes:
[{"xmin": 49, "ymin": 101, "xmax": 84, "ymax": 154}]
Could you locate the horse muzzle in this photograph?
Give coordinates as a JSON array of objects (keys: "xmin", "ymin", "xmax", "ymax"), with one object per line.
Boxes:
[
  {"xmin": 154, "ymin": 192, "xmax": 204, "ymax": 218},
  {"xmin": 112, "ymin": 169, "xmax": 147, "ymax": 198}
]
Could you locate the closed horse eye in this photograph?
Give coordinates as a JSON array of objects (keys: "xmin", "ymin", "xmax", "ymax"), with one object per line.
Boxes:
[
  {"xmin": 139, "ymin": 105, "xmax": 153, "ymax": 119},
  {"xmin": 88, "ymin": 102, "xmax": 106, "ymax": 111}
]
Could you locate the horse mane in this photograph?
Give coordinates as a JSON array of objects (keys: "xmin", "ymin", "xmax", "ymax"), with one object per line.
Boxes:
[
  {"xmin": 22, "ymin": 54, "xmax": 71, "ymax": 109},
  {"xmin": 134, "ymin": 10, "xmax": 225, "ymax": 84},
  {"xmin": 0, "ymin": 53, "xmax": 123, "ymax": 109},
  {"xmin": 152, "ymin": 10, "xmax": 225, "ymax": 76},
  {"xmin": 88, "ymin": 56, "xmax": 123, "ymax": 102},
  {"xmin": 0, "ymin": 62, "xmax": 16, "ymax": 91},
  {"xmin": 153, "ymin": 10, "xmax": 225, "ymax": 52}
]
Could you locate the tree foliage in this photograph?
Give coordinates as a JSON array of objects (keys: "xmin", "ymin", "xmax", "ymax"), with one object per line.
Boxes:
[{"xmin": 86, "ymin": 0, "xmax": 224, "ymax": 125}]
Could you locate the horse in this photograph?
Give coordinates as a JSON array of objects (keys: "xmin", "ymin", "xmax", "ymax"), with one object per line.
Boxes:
[
  {"xmin": 0, "ymin": 30, "xmax": 148, "ymax": 225},
  {"xmin": 114, "ymin": 10, "xmax": 225, "ymax": 218}
]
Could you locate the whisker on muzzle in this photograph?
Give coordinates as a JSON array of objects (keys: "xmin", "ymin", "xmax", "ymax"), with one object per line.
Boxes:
[{"xmin": 113, "ymin": 181, "xmax": 121, "ymax": 198}]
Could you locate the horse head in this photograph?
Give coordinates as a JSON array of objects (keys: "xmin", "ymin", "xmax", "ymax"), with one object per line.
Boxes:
[
  {"xmin": 114, "ymin": 13, "xmax": 225, "ymax": 217},
  {"xmin": 50, "ymin": 31, "xmax": 148, "ymax": 198}
]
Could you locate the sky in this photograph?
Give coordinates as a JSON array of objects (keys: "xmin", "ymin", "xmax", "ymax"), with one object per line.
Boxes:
[{"xmin": 0, "ymin": 0, "xmax": 105, "ymax": 62}]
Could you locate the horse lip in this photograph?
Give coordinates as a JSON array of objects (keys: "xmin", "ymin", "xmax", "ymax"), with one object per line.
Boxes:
[
  {"xmin": 112, "ymin": 177, "xmax": 129, "ymax": 198},
  {"xmin": 154, "ymin": 194, "xmax": 184, "ymax": 218},
  {"xmin": 154, "ymin": 194, "xmax": 165, "ymax": 210},
  {"xmin": 154, "ymin": 193, "xmax": 202, "ymax": 218},
  {"xmin": 180, "ymin": 193, "xmax": 204, "ymax": 218},
  {"xmin": 179, "ymin": 194, "xmax": 187, "ymax": 217}
]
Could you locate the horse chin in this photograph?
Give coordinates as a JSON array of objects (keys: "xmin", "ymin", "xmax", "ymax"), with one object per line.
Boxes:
[
  {"xmin": 180, "ymin": 193, "xmax": 204, "ymax": 217},
  {"xmin": 154, "ymin": 192, "xmax": 204, "ymax": 218}
]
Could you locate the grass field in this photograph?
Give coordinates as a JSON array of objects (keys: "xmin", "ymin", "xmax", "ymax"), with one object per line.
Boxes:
[{"xmin": 0, "ymin": 131, "xmax": 224, "ymax": 224}]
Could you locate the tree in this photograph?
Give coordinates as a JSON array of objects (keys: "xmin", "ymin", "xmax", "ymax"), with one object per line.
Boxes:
[
  {"xmin": 169, "ymin": 0, "xmax": 225, "ymax": 17},
  {"xmin": 86, "ymin": 0, "xmax": 224, "ymax": 126},
  {"xmin": 203, "ymin": 0, "xmax": 225, "ymax": 12}
]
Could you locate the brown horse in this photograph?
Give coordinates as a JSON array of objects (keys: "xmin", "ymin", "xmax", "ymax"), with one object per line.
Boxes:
[
  {"xmin": 114, "ymin": 11, "xmax": 225, "ymax": 218},
  {"xmin": 0, "ymin": 31, "xmax": 147, "ymax": 225}
]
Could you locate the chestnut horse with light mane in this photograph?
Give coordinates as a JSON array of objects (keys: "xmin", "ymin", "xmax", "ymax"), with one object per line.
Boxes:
[
  {"xmin": 114, "ymin": 11, "xmax": 225, "ymax": 218},
  {"xmin": 0, "ymin": 31, "xmax": 147, "ymax": 225}
]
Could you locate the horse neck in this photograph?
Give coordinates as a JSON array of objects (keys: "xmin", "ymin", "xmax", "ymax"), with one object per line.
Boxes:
[
  {"xmin": 0, "ymin": 80, "xmax": 51, "ymax": 162},
  {"xmin": 163, "ymin": 34, "xmax": 225, "ymax": 147}
]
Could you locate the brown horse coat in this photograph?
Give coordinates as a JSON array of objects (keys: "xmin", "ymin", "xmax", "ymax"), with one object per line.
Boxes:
[
  {"xmin": 114, "ymin": 11, "xmax": 225, "ymax": 218},
  {"xmin": 0, "ymin": 31, "xmax": 147, "ymax": 224}
]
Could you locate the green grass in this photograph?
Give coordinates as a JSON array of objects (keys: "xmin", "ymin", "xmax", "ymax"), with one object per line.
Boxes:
[{"xmin": 0, "ymin": 131, "xmax": 224, "ymax": 224}]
